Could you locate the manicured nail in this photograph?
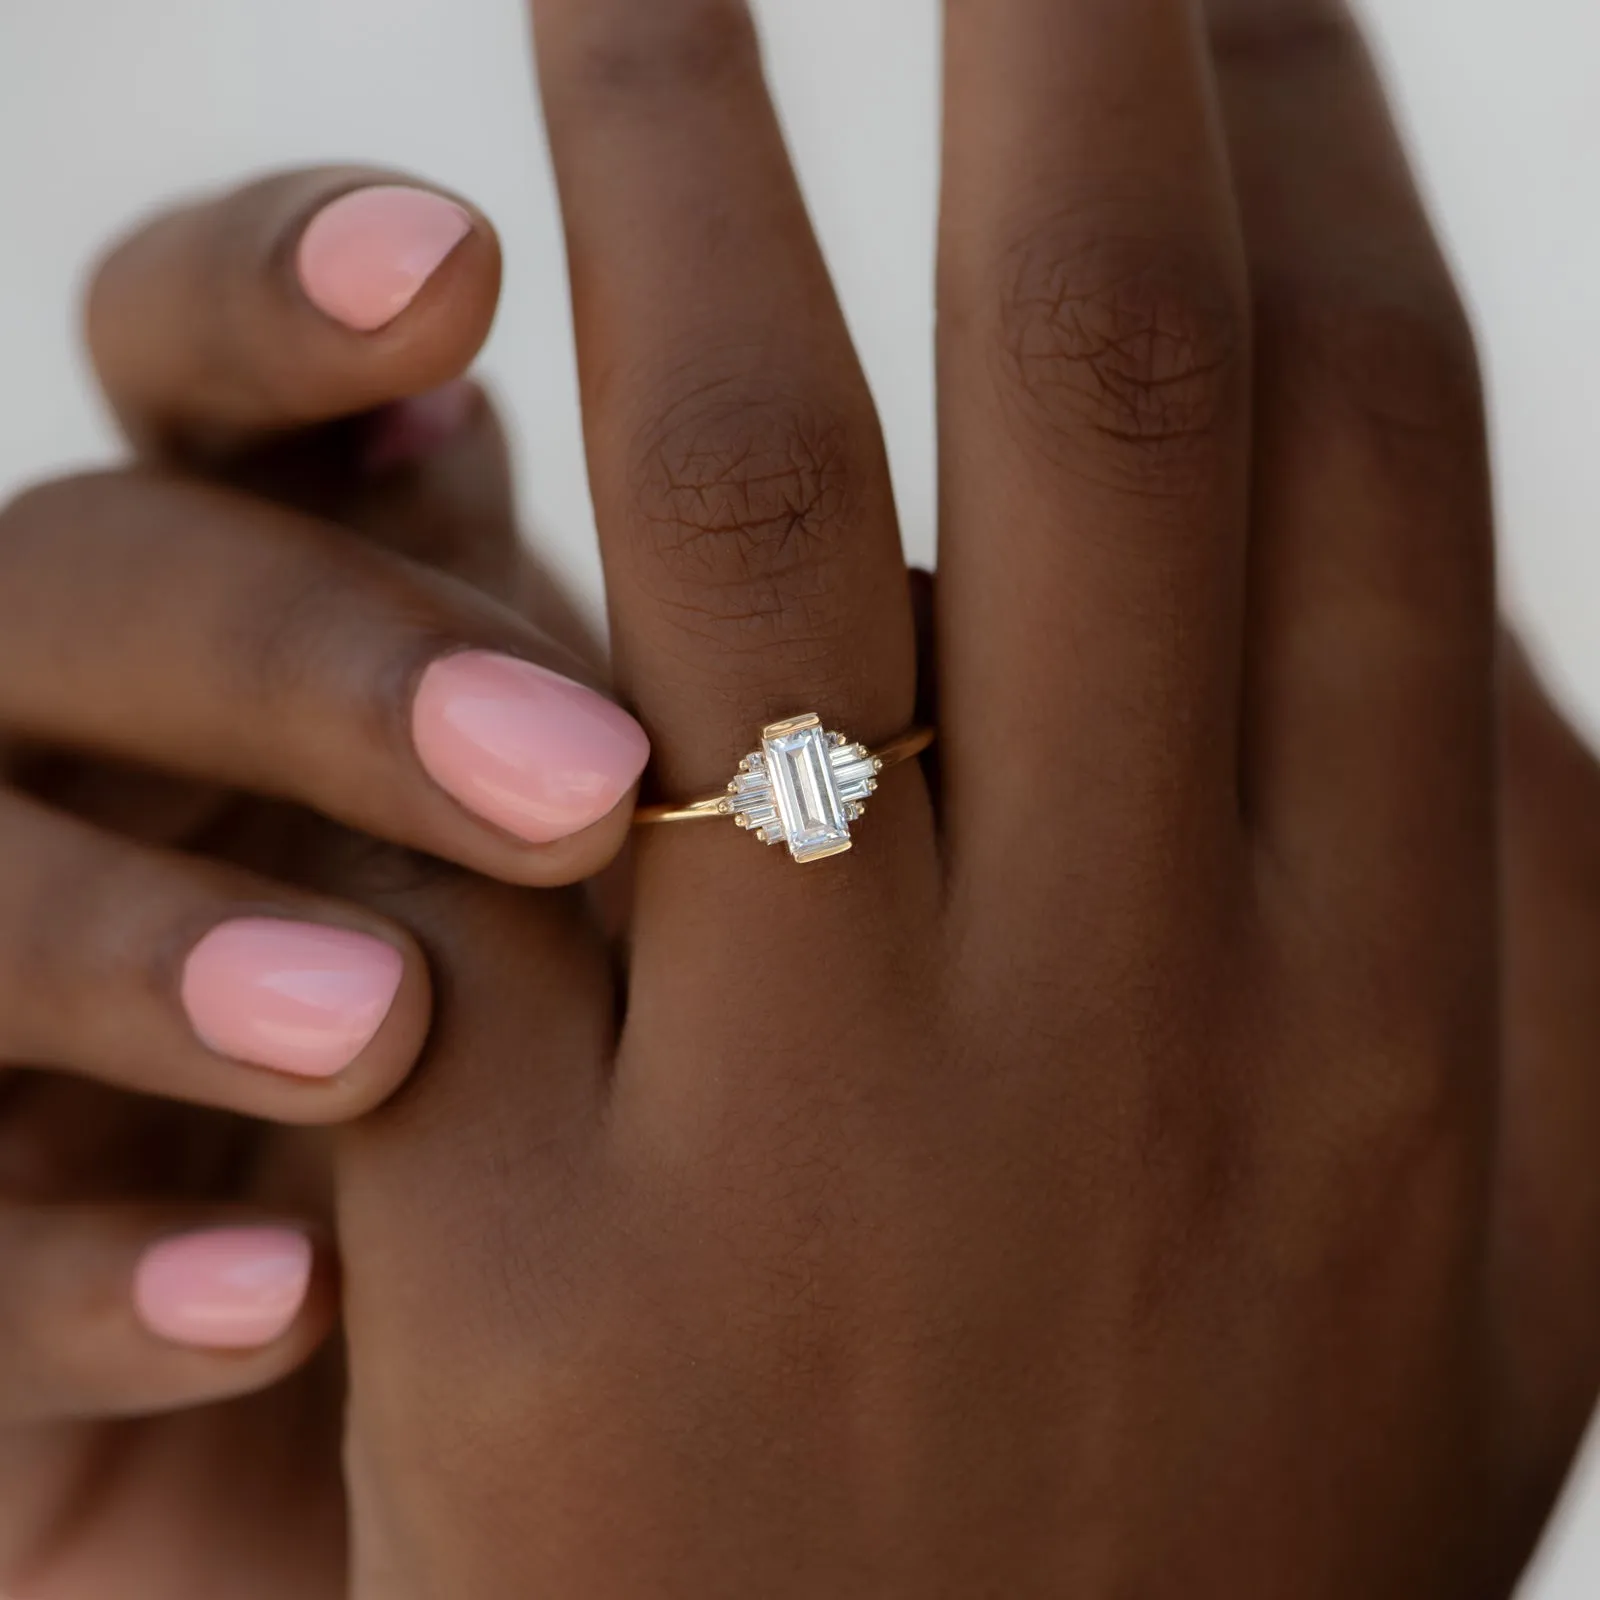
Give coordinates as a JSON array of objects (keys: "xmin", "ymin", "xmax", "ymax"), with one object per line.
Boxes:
[
  {"xmin": 134, "ymin": 1227, "xmax": 313, "ymax": 1350},
  {"xmin": 412, "ymin": 651, "xmax": 650, "ymax": 844},
  {"xmin": 364, "ymin": 378, "xmax": 479, "ymax": 473},
  {"xmin": 182, "ymin": 919, "xmax": 403, "ymax": 1078},
  {"xmin": 296, "ymin": 185, "xmax": 472, "ymax": 332}
]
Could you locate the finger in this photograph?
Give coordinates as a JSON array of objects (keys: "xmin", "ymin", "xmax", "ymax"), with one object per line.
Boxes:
[
  {"xmin": 0, "ymin": 1208, "xmax": 329, "ymax": 1423},
  {"xmin": 317, "ymin": 377, "xmax": 605, "ymax": 664},
  {"xmin": 211, "ymin": 369, "xmax": 603, "ymax": 681},
  {"xmin": 1497, "ymin": 639, "xmax": 1600, "ymax": 1496},
  {"xmin": 1204, "ymin": 0, "xmax": 1496, "ymax": 933},
  {"xmin": 87, "ymin": 167, "xmax": 501, "ymax": 462},
  {"xmin": 239, "ymin": 377, "xmax": 531, "ymax": 604},
  {"xmin": 0, "ymin": 1073, "xmax": 256, "ymax": 1206},
  {"xmin": 0, "ymin": 471, "xmax": 648, "ymax": 886},
  {"xmin": 530, "ymin": 0, "xmax": 919, "ymax": 809},
  {"xmin": 938, "ymin": 0, "xmax": 1252, "ymax": 897},
  {"xmin": 0, "ymin": 788, "xmax": 428, "ymax": 1123},
  {"xmin": 88, "ymin": 169, "xmax": 609, "ymax": 753},
  {"xmin": 90, "ymin": 168, "xmax": 527, "ymax": 602}
]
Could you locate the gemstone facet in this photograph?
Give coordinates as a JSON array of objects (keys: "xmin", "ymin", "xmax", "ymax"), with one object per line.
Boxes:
[
  {"xmin": 721, "ymin": 713, "xmax": 885, "ymax": 862},
  {"xmin": 761, "ymin": 715, "xmax": 853, "ymax": 863}
]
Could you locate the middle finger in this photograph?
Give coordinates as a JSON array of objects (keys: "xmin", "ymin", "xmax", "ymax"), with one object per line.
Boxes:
[{"xmin": 939, "ymin": 0, "xmax": 1251, "ymax": 913}]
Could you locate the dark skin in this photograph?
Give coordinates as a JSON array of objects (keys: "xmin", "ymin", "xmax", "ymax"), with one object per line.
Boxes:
[
  {"xmin": 4, "ymin": 1, "xmax": 1600, "ymax": 1594},
  {"xmin": 0, "ymin": 169, "xmax": 623, "ymax": 1597}
]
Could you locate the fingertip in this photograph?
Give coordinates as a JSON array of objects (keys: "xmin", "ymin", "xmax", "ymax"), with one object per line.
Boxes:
[
  {"xmin": 86, "ymin": 166, "xmax": 504, "ymax": 452},
  {"xmin": 295, "ymin": 184, "xmax": 473, "ymax": 334},
  {"xmin": 0, "ymin": 1204, "xmax": 338, "ymax": 1422},
  {"xmin": 361, "ymin": 376, "xmax": 483, "ymax": 474},
  {"xmin": 171, "ymin": 906, "xmax": 434, "ymax": 1126},
  {"xmin": 481, "ymin": 780, "xmax": 645, "ymax": 890},
  {"xmin": 133, "ymin": 1225, "xmax": 316, "ymax": 1351},
  {"xmin": 254, "ymin": 920, "xmax": 436, "ymax": 1124},
  {"xmin": 180, "ymin": 919, "xmax": 406, "ymax": 1081},
  {"xmin": 411, "ymin": 650, "xmax": 651, "ymax": 850}
]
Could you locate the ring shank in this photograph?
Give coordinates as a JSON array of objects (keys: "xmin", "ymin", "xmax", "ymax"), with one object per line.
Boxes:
[{"xmin": 634, "ymin": 725, "xmax": 934, "ymax": 825}]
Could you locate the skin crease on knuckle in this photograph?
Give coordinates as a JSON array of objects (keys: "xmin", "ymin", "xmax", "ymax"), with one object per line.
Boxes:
[
  {"xmin": 992, "ymin": 220, "xmax": 1246, "ymax": 496},
  {"xmin": 1255, "ymin": 277, "xmax": 1496, "ymax": 650},
  {"xmin": 623, "ymin": 379, "xmax": 869, "ymax": 670},
  {"xmin": 561, "ymin": 0, "xmax": 758, "ymax": 106}
]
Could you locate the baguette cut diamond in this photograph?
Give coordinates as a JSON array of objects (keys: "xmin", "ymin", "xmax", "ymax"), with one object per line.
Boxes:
[
  {"xmin": 637, "ymin": 713, "xmax": 930, "ymax": 859},
  {"xmin": 762, "ymin": 716, "xmax": 853, "ymax": 862}
]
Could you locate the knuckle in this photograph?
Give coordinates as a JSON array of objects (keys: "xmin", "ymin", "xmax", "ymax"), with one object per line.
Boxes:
[
  {"xmin": 0, "ymin": 835, "xmax": 135, "ymax": 1058},
  {"xmin": 1261, "ymin": 277, "xmax": 1484, "ymax": 449},
  {"xmin": 626, "ymin": 378, "xmax": 863, "ymax": 659},
  {"xmin": 227, "ymin": 560, "xmax": 352, "ymax": 716},
  {"xmin": 564, "ymin": 0, "xmax": 757, "ymax": 103},
  {"xmin": 0, "ymin": 472, "xmax": 107, "ymax": 561},
  {"xmin": 1299, "ymin": 1051, "xmax": 1474, "ymax": 1272},
  {"xmin": 1260, "ymin": 967, "xmax": 1485, "ymax": 1272},
  {"xmin": 1207, "ymin": 7, "xmax": 1362, "ymax": 70},
  {"xmin": 994, "ymin": 221, "xmax": 1243, "ymax": 491},
  {"xmin": 1261, "ymin": 280, "xmax": 1490, "ymax": 610},
  {"xmin": 220, "ymin": 533, "xmax": 411, "ymax": 751}
]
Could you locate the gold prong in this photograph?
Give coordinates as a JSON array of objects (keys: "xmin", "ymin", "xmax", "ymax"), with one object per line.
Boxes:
[
  {"xmin": 717, "ymin": 799, "xmax": 732, "ymax": 814},
  {"xmin": 761, "ymin": 712, "xmax": 822, "ymax": 739},
  {"xmin": 872, "ymin": 757, "xmax": 885, "ymax": 773},
  {"xmin": 792, "ymin": 835, "xmax": 854, "ymax": 863}
]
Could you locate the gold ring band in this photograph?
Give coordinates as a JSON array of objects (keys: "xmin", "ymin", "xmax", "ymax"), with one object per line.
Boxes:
[{"xmin": 634, "ymin": 714, "xmax": 934, "ymax": 864}]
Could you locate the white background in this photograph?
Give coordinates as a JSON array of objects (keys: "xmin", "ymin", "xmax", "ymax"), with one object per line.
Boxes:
[{"xmin": 0, "ymin": 2, "xmax": 1597, "ymax": 1591}]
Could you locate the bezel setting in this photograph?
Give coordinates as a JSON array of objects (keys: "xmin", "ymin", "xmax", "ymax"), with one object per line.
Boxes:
[{"xmin": 717, "ymin": 713, "xmax": 881, "ymax": 864}]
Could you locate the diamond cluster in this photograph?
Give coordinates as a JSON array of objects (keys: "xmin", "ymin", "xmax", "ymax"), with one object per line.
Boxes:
[{"xmin": 719, "ymin": 713, "xmax": 881, "ymax": 864}]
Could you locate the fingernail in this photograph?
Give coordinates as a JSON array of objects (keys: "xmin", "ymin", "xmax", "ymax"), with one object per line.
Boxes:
[
  {"xmin": 296, "ymin": 185, "xmax": 472, "ymax": 333},
  {"xmin": 364, "ymin": 378, "xmax": 479, "ymax": 473},
  {"xmin": 134, "ymin": 1227, "xmax": 313, "ymax": 1350},
  {"xmin": 182, "ymin": 919, "xmax": 403, "ymax": 1078},
  {"xmin": 412, "ymin": 651, "xmax": 650, "ymax": 844}
]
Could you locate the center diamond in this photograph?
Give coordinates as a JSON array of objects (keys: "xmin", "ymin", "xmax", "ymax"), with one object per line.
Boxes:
[
  {"xmin": 762, "ymin": 715, "xmax": 853, "ymax": 863},
  {"xmin": 722, "ymin": 714, "xmax": 880, "ymax": 863}
]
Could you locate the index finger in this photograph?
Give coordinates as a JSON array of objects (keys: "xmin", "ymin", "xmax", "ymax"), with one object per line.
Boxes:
[{"xmin": 87, "ymin": 166, "xmax": 502, "ymax": 459}]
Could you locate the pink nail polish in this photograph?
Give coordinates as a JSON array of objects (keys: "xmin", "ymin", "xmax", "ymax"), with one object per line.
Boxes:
[
  {"xmin": 182, "ymin": 920, "xmax": 403, "ymax": 1078},
  {"xmin": 364, "ymin": 378, "xmax": 479, "ymax": 472},
  {"xmin": 134, "ymin": 1227, "xmax": 313, "ymax": 1350},
  {"xmin": 412, "ymin": 651, "xmax": 650, "ymax": 844},
  {"xmin": 296, "ymin": 185, "xmax": 472, "ymax": 332}
]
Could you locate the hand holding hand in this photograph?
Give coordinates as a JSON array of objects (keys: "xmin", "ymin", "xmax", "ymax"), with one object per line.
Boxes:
[
  {"xmin": 334, "ymin": 3, "xmax": 1600, "ymax": 1594},
  {"xmin": 0, "ymin": 167, "xmax": 643, "ymax": 1599}
]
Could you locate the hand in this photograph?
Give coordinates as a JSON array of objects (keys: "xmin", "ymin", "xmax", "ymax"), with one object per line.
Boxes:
[
  {"xmin": 332, "ymin": 2, "xmax": 1600, "ymax": 1594},
  {"xmin": 0, "ymin": 169, "xmax": 645, "ymax": 1600}
]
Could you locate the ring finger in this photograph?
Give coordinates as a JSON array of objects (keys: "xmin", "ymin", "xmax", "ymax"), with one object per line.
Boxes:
[{"xmin": 530, "ymin": 0, "xmax": 925, "ymax": 884}]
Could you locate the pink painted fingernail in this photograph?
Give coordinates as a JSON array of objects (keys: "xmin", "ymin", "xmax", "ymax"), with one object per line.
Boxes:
[
  {"xmin": 412, "ymin": 651, "xmax": 650, "ymax": 844},
  {"xmin": 296, "ymin": 185, "xmax": 472, "ymax": 332},
  {"xmin": 182, "ymin": 920, "xmax": 403, "ymax": 1078},
  {"xmin": 364, "ymin": 378, "xmax": 479, "ymax": 472},
  {"xmin": 134, "ymin": 1227, "xmax": 313, "ymax": 1350}
]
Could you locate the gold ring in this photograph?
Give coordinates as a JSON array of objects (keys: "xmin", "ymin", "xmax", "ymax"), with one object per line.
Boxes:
[{"xmin": 635, "ymin": 713, "xmax": 935, "ymax": 864}]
